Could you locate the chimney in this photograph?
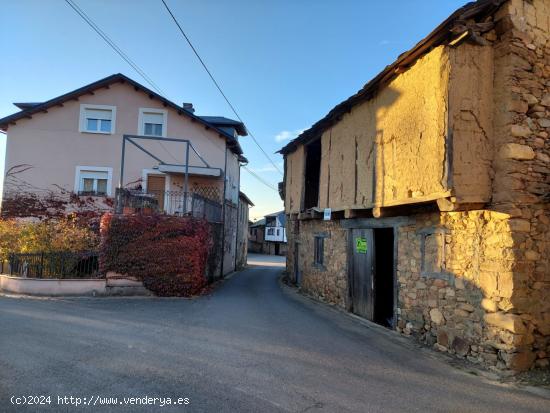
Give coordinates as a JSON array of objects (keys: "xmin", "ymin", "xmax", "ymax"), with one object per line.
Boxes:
[{"xmin": 183, "ymin": 102, "xmax": 194, "ymax": 113}]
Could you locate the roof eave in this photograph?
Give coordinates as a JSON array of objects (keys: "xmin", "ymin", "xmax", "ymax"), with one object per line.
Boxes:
[
  {"xmin": 278, "ymin": 0, "xmax": 507, "ymax": 155},
  {"xmin": 0, "ymin": 73, "xmax": 246, "ymax": 155}
]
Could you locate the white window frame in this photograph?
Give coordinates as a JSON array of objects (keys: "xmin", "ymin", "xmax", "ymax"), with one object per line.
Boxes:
[
  {"xmin": 74, "ymin": 166, "xmax": 113, "ymax": 196},
  {"xmin": 79, "ymin": 104, "xmax": 117, "ymax": 135},
  {"xmin": 138, "ymin": 108, "xmax": 167, "ymax": 138}
]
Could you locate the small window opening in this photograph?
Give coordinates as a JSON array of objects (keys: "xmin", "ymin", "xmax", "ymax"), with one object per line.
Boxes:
[
  {"xmin": 304, "ymin": 138, "xmax": 321, "ymax": 210},
  {"xmin": 314, "ymin": 236, "xmax": 324, "ymax": 266}
]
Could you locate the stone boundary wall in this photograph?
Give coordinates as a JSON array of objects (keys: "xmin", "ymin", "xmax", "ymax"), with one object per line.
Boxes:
[{"xmin": 0, "ymin": 274, "xmax": 150, "ymax": 296}]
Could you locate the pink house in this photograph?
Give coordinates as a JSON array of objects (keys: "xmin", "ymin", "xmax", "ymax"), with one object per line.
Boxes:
[{"xmin": 0, "ymin": 73, "xmax": 251, "ymax": 274}]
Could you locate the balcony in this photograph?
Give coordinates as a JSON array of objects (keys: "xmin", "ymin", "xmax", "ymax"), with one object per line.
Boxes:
[{"xmin": 115, "ymin": 188, "xmax": 222, "ymax": 223}]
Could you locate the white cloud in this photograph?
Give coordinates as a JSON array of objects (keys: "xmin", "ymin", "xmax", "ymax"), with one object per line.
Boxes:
[{"xmin": 274, "ymin": 128, "xmax": 306, "ymax": 143}]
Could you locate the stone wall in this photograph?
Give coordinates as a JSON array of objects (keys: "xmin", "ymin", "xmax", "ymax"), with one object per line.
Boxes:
[
  {"xmin": 286, "ymin": 218, "xmax": 349, "ymax": 309},
  {"xmin": 396, "ymin": 211, "xmax": 548, "ymax": 372},
  {"xmin": 490, "ymin": 0, "xmax": 550, "ymax": 369},
  {"xmin": 283, "ymin": 0, "xmax": 549, "ymax": 373}
]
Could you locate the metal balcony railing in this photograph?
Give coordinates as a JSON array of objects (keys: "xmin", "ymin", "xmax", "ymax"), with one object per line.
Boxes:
[{"xmin": 115, "ymin": 188, "xmax": 222, "ymax": 223}]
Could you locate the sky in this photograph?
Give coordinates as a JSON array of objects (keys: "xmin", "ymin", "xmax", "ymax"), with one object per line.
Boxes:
[{"xmin": 0, "ymin": 0, "xmax": 467, "ymax": 221}]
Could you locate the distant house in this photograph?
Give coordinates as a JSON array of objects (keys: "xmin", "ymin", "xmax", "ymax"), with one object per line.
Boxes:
[
  {"xmin": 264, "ymin": 211, "xmax": 287, "ymax": 255},
  {"xmin": 0, "ymin": 73, "xmax": 249, "ymax": 277},
  {"xmin": 248, "ymin": 219, "xmax": 266, "ymax": 253},
  {"xmin": 248, "ymin": 211, "xmax": 287, "ymax": 255}
]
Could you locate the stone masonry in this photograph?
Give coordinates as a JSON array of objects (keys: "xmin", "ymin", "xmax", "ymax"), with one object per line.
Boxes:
[{"xmin": 284, "ymin": 0, "xmax": 549, "ymax": 373}]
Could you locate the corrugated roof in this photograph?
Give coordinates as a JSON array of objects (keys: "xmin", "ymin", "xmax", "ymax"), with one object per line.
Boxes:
[
  {"xmin": 250, "ymin": 218, "xmax": 266, "ymax": 227},
  {"xmin": 278, "ymin": 0, "xmax": 507, "ymax": 155}
]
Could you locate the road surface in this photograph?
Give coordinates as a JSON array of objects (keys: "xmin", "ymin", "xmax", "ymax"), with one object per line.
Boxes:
[{"xmin": 0, "ymin": 253, "xmax": 548, "ymax": 412}]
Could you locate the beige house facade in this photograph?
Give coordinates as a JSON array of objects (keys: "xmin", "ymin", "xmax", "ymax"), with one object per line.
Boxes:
[
  {"xmin": 280, "ymin": 0, "xmax": 549, "ymax": 372},
  {"xmin": 0, "ymin": 74, "xmax": 249, "ymax": 276}
]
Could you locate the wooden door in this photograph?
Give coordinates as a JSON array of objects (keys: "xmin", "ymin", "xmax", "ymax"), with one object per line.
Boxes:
[
  {"xmin": 350, "ymin": 229, "xmax": 375, "ymax": 320},
  {"xmin": 147, "ymin": 175, "xmax": 165, "ymax": 211}
]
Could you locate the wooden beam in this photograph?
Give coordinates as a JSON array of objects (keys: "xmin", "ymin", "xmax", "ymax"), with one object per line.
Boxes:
[{"xmin": 344, "ymin": 209, "xmax": 358, "ymax": 219}]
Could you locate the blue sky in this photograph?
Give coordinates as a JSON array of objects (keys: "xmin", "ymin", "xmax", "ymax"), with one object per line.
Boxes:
[{"xmin": 0, "ymin": 0, "xmax": 467, "ymax": 220}]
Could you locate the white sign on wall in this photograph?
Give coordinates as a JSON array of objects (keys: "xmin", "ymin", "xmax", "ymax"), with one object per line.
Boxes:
[{"xmin": 323, "ymin": 208, "xmax": 332, "ymax": 221}]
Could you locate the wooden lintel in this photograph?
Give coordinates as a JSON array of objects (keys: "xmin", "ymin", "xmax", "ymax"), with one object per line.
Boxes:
[{"xmin": 437, "ymin": 197, "xmax": 486, "ymax": 212}]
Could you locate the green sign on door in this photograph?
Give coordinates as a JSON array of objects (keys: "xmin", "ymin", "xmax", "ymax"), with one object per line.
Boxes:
[{"xmin": 355, "ymin": 237, "xmax": 367, "ymax": 254}]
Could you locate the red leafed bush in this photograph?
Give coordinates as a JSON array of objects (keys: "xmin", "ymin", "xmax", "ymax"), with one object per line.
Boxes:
[{"xmin": 99, "ymin": 213, "xmax": 212, "ymax": 296}]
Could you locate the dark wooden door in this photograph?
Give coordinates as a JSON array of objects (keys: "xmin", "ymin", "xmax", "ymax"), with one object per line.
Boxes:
[{"xmin": 350, "ymin": 229, "xmax": 375, "ymax": 320}]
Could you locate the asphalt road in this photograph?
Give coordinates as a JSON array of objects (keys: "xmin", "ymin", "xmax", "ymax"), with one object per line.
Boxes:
[{"xmin": 0, "ymin": 254, "xmax": 548, "ymax": 412}]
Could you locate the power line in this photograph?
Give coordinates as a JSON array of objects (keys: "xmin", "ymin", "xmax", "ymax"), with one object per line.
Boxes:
[
  {"xmin": 65, "ymin": 0, "xmax": 166, "ymax": 97},
  {"xmin": 65, "ymin": 0, "xmax": 181, "ymax": 164},
  {"xmin": 242, "ymin": 166, "xmax": 279, "ymax": 192},
  {"xmin": 66, "ymin": 0, "xmax": 280, "ymax": 192},
  {"xmin": 160, "ymin": 0, "xmax": 284, "ymax": 176}
]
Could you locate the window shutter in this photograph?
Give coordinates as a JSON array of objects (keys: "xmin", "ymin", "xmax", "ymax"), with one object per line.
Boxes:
[
  {"xmin": 85, "ymin": 108, "xmax": 112, "ymax": 120},
  {"xmin": 143, "ymin": 112, "xmax": 163, "ymax": 124}
]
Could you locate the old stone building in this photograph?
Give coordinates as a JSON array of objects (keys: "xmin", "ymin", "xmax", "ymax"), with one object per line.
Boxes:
[{"xmin": 280, "ymin": 0, "xmax": 549, "ymax": 372}]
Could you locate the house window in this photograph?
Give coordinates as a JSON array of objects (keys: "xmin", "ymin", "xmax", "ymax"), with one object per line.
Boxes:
[
  {"xmin": 139, "ymin": 108, "xmax": 167, "ymax": 137},
  {"xmin": 79, "ymin": 104, "xmax": 116, "ymax": 134},
  {"xmin": 314, "ymin": 236, "xmax": 324, "ymax": 266},
  {"xmin": 267, "ymin": 228, "xmax": 275, "ymax": 235},
  {"xmin": 75, "ymin": 166, "xmax": 113, "ymax": 196},
  {"xmin": 277, "ymin": 229, "xmax": 280, "ymax": 236}
]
